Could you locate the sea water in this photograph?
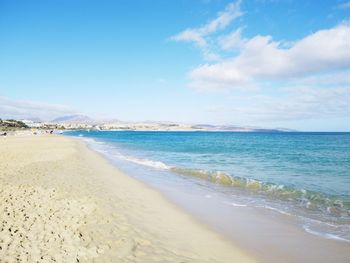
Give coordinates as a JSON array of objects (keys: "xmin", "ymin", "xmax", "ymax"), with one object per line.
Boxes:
[{"xmin": 66, "ymin": 131, "xmax": 350, "ymax": 243}]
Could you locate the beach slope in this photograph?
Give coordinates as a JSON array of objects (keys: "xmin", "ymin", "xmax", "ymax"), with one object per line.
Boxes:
[{"xmin": 0, "ymin": 135, "xmax": 255, "ymax": 263}]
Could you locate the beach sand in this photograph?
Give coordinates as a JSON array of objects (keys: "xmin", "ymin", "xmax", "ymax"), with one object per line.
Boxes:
[{"xmin": 0, "ymin": 135, "xmax": 256, "ymax": 263}]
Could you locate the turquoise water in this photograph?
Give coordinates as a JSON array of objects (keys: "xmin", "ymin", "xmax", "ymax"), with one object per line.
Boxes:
[{"xmin": 66, "ymin": 131, "xmax": 350, "ymax": 242}]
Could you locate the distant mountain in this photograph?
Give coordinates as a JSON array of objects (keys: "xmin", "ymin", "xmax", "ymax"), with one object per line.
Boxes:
[
  {"xmin": 51, "ymin": 114, "xmax": 93, "ymax": 124},
  {"xmin": 21, "ymin": 117, "xmax": 43, "ymax": 123}
]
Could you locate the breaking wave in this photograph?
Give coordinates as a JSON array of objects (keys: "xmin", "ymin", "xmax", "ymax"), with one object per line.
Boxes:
[{"xmin": 94, "ymin": 147, "xmax": 350, "ymax": 220}]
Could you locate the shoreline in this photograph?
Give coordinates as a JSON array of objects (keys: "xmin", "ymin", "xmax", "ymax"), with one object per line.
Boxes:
[
  {"xmin": 78, "ymin": 132, "xmax": 350, "ymax": 263},
  {"xmin": 0, "ymin": 134, "xmax": 255, "ymax": 262}
]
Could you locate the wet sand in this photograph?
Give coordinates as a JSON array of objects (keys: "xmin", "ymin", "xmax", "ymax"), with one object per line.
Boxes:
[{"xmin": 0, "ymin": 135, "xmax": 255, "ymax": 263}]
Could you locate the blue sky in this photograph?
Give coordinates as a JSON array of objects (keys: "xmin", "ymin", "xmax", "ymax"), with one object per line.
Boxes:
[{"xmin": 1, "ymin": 0, "xmax": 350, "ymax": 131}]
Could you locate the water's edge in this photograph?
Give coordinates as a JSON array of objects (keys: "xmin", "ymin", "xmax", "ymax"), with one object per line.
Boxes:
[
  {"xmin": 66, "ymin": 133, "xmax": 350, "ymax": 262},
  {"xmin": 64, "ymin": 131, "xmax": 350, "ymax": 241}
]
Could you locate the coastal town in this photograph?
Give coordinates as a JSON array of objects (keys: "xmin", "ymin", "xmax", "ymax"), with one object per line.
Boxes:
[{"xmin": 0, "ymin": 115, "xmax": 291, "ymax": 132}]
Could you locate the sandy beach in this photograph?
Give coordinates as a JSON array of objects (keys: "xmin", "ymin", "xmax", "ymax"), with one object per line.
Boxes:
[{"xmin": 0, "ymin": 134, "xmax": 256, "ymax": 263}]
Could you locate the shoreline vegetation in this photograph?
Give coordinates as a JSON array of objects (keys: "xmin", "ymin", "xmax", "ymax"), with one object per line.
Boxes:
[
  {"xmin": 0, "ymin": 119, "xmax": 28, "ymax": 131},
  {"xmin": 0, "ymin": 134, "xmax": 256, "ymax": 263},
  {"xmin": 0, "ymin": 119, "xmax": 64, "ymax": 132}
]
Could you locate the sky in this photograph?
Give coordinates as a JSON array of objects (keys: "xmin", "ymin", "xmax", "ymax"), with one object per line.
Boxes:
[{"xmin": 1, "ymin": 0, "xmax": 350, "ymax": 131}]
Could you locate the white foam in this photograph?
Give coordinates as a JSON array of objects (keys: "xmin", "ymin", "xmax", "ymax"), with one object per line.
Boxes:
[
  {"xmin": 305, "ymin": 217, "xmax": 338, "ymax": 228},
  {"xmin": 81, "ymin": 137, "xmax": 96, "ymax": 143},
  {"xmin": 76, "ymin": 136, "xmax": 170, "ymax": 170},
  {"xmin": 115, "ymin": 154, "xmax": 171, "ymax": 170},
  {"xmin": 223, "ymin": 201, "xmax": 247, "ymax": 207},
  {"xmin": 303, "ymin": 225, "xmax": 350, "ymax": 243},
  {"xmin": 78, "ymin": 136, "xmax": 171, "ymax": 170},
  {"xmin": 258, "ymin": 205, "xmax": 292, "ymax": 216}
]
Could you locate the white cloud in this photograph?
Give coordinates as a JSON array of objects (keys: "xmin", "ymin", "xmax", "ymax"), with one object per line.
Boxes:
[
  {"xmin": 171, "ymin": 29, "xmax": 207, "ymax": 48},
  {"xmin": 218, "ymin": 27, "xmax": 246, "ymax": 50},
  {"xmin": 259, "ymin": 87, "xmax": 350, "ymax": 121},
  {"xmin": 288, "ymin": 70, "xmax": 350, "ymax": 87},
  {"xmin": 190, "ymin": 23, "xmax": 350, "ymax": 90},
  {"xmin": 208, "ymin": 87, "xmax": 350, "ymax": 122},
  {"xmin": 0, "ymin": 96, "xmax": 77, "ymax": 121},
  {"xmin": 338, "ymin": 1, "xmax": 350, "ymax": 9},
  {"xmin": 170, "ymin": 1, "xmax": 242, "ymax": 60},
  {"xmin": 172, "ymin": 2, "xmax": 350, "ymax": 129}
]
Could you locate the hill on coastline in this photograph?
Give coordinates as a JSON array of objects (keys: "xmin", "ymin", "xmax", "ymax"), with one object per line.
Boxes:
[{"xmin": 51, "ymin": 114, "xmax": 93, "ymax": 124}]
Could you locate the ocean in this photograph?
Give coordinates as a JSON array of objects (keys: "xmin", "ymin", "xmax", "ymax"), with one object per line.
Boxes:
[{"xmin": 65, "ymin": 131, "xmax": 350, "ymax": 243}]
